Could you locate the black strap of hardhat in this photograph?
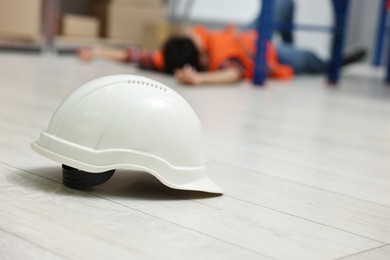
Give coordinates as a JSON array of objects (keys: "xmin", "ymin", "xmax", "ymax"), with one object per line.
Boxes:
[{"xmin": 62, "ymin": 165, "xmax": 115, "ymax": 189}]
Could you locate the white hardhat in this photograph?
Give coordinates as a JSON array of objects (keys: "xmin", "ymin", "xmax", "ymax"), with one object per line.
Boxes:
[{"xmin": 31, "ymin": 75, "xmax": 222, "ymax": 194}]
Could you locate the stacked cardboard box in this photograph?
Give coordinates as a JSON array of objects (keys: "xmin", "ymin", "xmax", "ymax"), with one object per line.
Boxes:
[
  {"xmin": 62, "ymin": 14, "xmax": 100, "ymax": 38},
  {"xmin": 91, "ymin": 0, "xmax": 165, "ymax": 46},
  {"xmin": 0, "ymin": 0, "xmax": 168, "ymax": 48},
  {"xmin": 141, "ymin": 21, "xmax": 185, "ymax": 50},
  {"xmin": 0, "ymin": 0, "xmax": 42, "ymax": 41}
]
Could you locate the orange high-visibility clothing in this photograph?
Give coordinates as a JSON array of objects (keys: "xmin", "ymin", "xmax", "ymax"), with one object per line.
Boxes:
[{"xmin": 152, "ymin": 25, "xmax": 293, "ymax": 80}]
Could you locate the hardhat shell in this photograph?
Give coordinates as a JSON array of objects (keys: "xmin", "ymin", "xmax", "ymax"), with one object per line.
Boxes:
[{"xmin": 31, "ymin": 75, "xmax": 222, "ymax": 194}]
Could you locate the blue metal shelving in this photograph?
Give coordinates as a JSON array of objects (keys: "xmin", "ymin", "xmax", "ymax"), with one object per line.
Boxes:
[{"xmin": 253, "ymin": 0, "xmax": 350, "ymax": 86}]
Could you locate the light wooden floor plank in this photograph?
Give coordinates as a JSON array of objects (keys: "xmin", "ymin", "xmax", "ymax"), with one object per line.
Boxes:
[
  {"xmin": 0, "ymin": 163, "xmax": 266, "ymax": 260},
  {"xmin": 186, "ymin": 86, "xmax": 390, "ymax": 206},
  {"xmin": 2, "ymin": 162, "xmax": 382, "ymax": 259},
  {"xmin": 340, "ymin": 245, "xmax": 390, "ymax": 260},
  {"xmin": 208, "ymin": 162, "xmax": 390, "ymax": 244},
  {"xmin": 93, "ymin": 171, "xmax": 383, "ymax": 259},
  {"xmin": 1, "ymin": 53, "xmax": 389, "ymax": 259},
  {"xmin": 0, "ymin": 229, "xmax": 64, "ymax": 260}
]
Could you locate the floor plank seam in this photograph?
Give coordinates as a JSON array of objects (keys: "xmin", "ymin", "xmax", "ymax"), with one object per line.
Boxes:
[
  {"xmin": 0, "ymin": 226, "xmax": 68, "ymax": 259},
  {"xmin": 216, "ymin": 160, "xmax": 390, "ymax": 209},
  {"xmin": 91, "ymin": 194, "xmax": 273, "ymax": 259},
  {"xmin": 227, "ymin": 195, "xmax": 387, "ymax": 245},
  {"xmin": 334, "ymin": 244, "xmax": 389, "ymax": 260},
  {"xmin": 1, "ymin": 162, "xmax": 63, "ymax": 185}
]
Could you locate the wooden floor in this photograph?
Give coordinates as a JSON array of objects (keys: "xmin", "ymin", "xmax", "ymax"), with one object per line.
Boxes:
[{"xmin": 1, "ymin": 52, "xmax": 389, "ymax": 260}]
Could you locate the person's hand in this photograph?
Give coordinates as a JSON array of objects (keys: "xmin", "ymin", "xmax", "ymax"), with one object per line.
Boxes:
[
  {"xmin": 77, "ymin": 47, "xmax": 99, "ymax": 61},
  {"xmin": 174, "ymin": 65, "xmax": 203, "ymax": 85}
]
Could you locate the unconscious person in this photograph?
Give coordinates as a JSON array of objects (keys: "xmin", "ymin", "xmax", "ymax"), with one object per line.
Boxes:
[{"xmin": 79, "ymin": 25, "xmax": 365, "ymax": 86}]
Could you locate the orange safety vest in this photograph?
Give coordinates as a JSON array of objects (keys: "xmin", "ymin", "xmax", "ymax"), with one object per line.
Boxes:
[{"xmin": 152, "ymin": 25, "xmax": 293, "ymax": 80}]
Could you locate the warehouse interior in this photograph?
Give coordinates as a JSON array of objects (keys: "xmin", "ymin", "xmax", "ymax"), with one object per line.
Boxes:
[{"xmin": 0, "ymin": 0, "xmax": 389, "ymax": 259}]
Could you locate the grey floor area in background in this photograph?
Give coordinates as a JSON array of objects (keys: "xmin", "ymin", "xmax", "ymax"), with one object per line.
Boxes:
[{"xmin": 0, "ymin": 53, "xmax": 389, "ymax": 260}]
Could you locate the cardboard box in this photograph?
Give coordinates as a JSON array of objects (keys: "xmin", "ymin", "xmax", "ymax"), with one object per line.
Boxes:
[
  {"xmin": 62, "ymin": 14, "xmax": 99, "ymax": 38},
  {"xmin": 107, "ymin": 5, "xmax": 164, "ymax": 45},
  {"xmin": 93, "ymin": 0, "xmax": 162, "ymax": 9},
  {"xmin": 111, "ymin": 0, "xmax": 162, "ymax": 8},
  {"xmin": 0, "ymin": 0, "xmax": 42, "ymax": 40},
  {"xmin": 91, "ymin": 0, "xmax": 165, "ymax": 45}
]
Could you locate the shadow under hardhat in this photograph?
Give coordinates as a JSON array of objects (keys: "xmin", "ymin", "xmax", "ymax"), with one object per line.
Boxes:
[{"xmin": 12, "ymin": 167, "xmax": 221, "ymax": 201}]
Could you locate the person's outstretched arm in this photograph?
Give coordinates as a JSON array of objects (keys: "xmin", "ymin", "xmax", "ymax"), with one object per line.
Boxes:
[
  {"xmin": 78, "ymin": 47, "xmax": 128, "ymax": 62},
  {"xmin": 175, "ymin": 65, "xmax": 241, "ymax": 85},
  {"xmin": 78, "ymin": 46, "xmax": 158, "ymax": 71}
]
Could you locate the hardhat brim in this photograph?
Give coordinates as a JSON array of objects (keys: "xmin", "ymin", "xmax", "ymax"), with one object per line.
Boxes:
[{"xmin": 31, "ymin": 139, "xmax": 223, "ymax": 194}]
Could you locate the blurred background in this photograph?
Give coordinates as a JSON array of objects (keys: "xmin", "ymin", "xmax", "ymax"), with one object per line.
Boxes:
[{"xmin": 0, "ymin": 0, "xmax": 383, "ymax": 64}]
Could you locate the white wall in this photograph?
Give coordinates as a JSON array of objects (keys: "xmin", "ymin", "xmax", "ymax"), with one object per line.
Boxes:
[
  {"xmin": 171, "ymin": 0, "xmax": 260, "ymax": 25},
  {"xmin": 293, "ymin": 0, "xmax": 332, "ymax": 59},
  {"xmin": 346, "ymin": 0, "xmax": 381, "ymax": 63}
]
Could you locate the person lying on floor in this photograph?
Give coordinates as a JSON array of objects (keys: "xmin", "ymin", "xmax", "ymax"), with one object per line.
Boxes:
[{"xmin": 79, "ymin": 25, "xmax": 365, "ymax": 86}]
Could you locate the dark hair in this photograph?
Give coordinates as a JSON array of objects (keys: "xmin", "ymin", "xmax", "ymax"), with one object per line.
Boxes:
[{"xmin": 162, "ymin": 36, "xmax": 201, "ymax": 74}]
